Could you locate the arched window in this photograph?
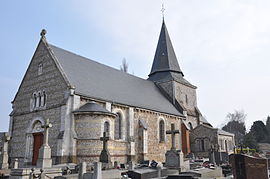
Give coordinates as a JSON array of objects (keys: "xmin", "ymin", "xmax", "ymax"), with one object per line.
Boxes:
[
  {"xmin": 38, "ymin": 63, "xmax": 43, "ymax": 75},
  {"xmin": 38, "ymin": 92, "xmax": 42, "ymax": 107},
  {"xmin": 201, "ymin": 139, "xmax": 205, "ymax": 151},
  {"xmin": 188, "ymin": 122, "xmax": 193, "ymax": 130},
  {"xmin": 225, "ymin": 140, "xmax": 228, "ymax": 152},
  {"xmin": 159, "ymin": 120, "xmax": 165, "ymax": 142},
  {"xmin": 114, "ymin": 113, "xmax": 122, "ymax": 139},
  {"xmin": 42, "ymin": 91, "xmax": 46, "ymax": 106},
  {"xmin": 104, "ymin": 121, "xmax": 110, "ymax": 136},
  {"xmin": 33, "ymin": 94, "xmax": 37, "ymax": 108},
  {"xmin": 185, "ymin": 94, "xmax": 188, "ymax": 104}
]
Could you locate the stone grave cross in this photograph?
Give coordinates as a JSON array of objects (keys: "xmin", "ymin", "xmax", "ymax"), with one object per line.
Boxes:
[
  {"xmin": 37, "ymin": 119, "xmax": 52, "ymax": 168},
  {"xmin": 99, "ymin": 132, "xmax": 111, "ymax": 165},
  {"xmin": 41, "ymin": 119, "xmax": 52, "ymax": 146},
  {"xmin": 0, "ymin": 133, "xmax": 11, "ymax": 169},
  {"xmin": 166, "ymin": 124, "xmax": 179, "ymax": 150},
  {"xmin": 100, "ymin": 132, "xmax": 109, "ymax": 151}
]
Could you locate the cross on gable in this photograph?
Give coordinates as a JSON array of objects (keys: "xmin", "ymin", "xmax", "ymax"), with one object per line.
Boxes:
[{"xmin": 166, "ymin": 123, "xmax": 179, "ymax": 150}]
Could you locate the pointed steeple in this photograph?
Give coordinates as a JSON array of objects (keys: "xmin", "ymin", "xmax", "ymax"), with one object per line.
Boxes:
[{"xmin": 148, "ymin": 20, "xmax": 184, "ymax": 82}]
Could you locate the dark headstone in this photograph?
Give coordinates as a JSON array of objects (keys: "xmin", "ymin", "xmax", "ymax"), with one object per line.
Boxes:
[
  {"xmin": 167, "ymin": 171, "xmax": 202, "ymax": 179},
  {"xmin": 164, "ymin": 150, "xmax": 182, "ymax": 169},
  {"xmin": 99, "ymin": 132, "xmax": 111, "ymax": 164},
  {"xmin": 138, "ymin": 160, "xmax": 149, "ymax": 168},
  {"xmin": 120, "ymin": 164, "xmax": 125, "ymax": 169},
  {"xmin": 127, "ymin": 168, "xmax": 167, "ymax": 179},
  {"xmin": 230, "ymin": 154, "xmax": 268, "ymax": 179},
  {"xmin": 211, "ymin": 151, "xmax": 229, "ymax": 165}
]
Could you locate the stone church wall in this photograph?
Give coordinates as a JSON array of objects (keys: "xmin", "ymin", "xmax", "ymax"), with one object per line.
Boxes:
[
  {"xmin": 155, "ymin": 81, "xmax": 199, "ymax": 129},
  {"xmin": 134, "ymin": 109, "xmax": 182, "ymax": 163},
  {"xmin": 10, "ymin": 108, "xmax": 62, "ymax": 166},
  {"xmin": 174, "ymin": 82, "xmax": 199, "ymax": 128},
  {"xmin": 218, "ymin": 134, "xmax": 234, "ymax": 153},
  {"xmin": 9, "ymin": 40, "xmax": 69, "ymax": 167},
  {"xmin": 190, "ymin": 125, "xmax": 218, "ymax": 158}
]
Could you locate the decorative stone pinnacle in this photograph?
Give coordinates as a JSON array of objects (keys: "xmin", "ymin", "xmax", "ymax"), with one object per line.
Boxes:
[{"xmin": 40, "ymin": 29, "xmax": 47, "ymax": 37}]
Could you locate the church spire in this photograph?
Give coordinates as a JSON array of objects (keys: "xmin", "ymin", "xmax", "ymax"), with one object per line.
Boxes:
[{"xmin": 148, "ymin": 20, "xmax": 184, "ymax": 82}]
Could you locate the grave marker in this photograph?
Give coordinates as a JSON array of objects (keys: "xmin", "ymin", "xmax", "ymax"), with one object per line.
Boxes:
[
  {"xmin": 230, "ymin": 154, "xmax": 268, "ymax": 179},
  {"xmin": 37, "ymin": 119, "xmax": 52, "ymax": 168}
]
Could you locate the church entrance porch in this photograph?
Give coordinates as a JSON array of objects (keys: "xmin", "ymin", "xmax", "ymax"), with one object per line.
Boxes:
[
  {"xmin": 23, "ymin": 118, "xmax": 45, "ymax": 166},
  {"xmin": 32, "ymin": 132, "xmax": 43, "ymax": 165}
]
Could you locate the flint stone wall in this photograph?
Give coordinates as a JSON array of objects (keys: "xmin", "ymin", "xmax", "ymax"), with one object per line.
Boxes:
[
  {"xmin": 157, "ymin": 81, "xmax": 199, "ymax": 129},
  {"xmin": 9, "ymin": 40, "xmax": 69, "ymax": 167},
  {"xmin": 134, "ymin": 109, "xmax": 182, "ymax": 163},
  {"xmin": 190, "ymin": 125, "xmax": 218, "ymax": 158}
]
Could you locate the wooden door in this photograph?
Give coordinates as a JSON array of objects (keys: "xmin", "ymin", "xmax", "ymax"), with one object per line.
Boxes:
[
  {"xmin": 32, "ymin": 133, "xmax": 43, "ymax": 165},
  {"xmin": 181, "ymin": 123, "xmax": 191, "ymax": 155}
]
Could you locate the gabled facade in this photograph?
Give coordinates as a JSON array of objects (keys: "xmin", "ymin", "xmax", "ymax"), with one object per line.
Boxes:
[
  {"xmin": 8, "ymin": 21, "xmax": 206, "ymax": 167},
  {"xmin": 190, "ymin": 124, "xmax": 235, "ymax": 158}
]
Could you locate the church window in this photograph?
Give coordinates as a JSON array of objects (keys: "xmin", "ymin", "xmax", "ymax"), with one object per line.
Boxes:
[
  {"xmin": 201, "ymin": 139, "xmax": 205, "ymax": 151},
  {"xmin": 159, "ymin": 120, "xmax": 165, "ymax": 142},
  {"xmin": 188, "ymin": 122, "xmax": 193, "ymax": 130},
  {"xmin": 185, "ymin": 94, "xmax": 188, "ymax": 104},
  {"xmin": 38, "ymin": 92, "xmax": 42, "ymax": 107},
  {"xmin": 33, "ymin": 93, "xmax": 37, "ymax": 108},
  {"xmin": 115, "ymin": 113, "xmax": 122, "ymax": 139},
  {"xmin": 219, "ymin": 139, "xmax": 223, "ymax": 150},
  {"xmin": 38, "ymin": 63, "xmax": 43, "ymax": 75},
  {"xmin": 104, "ymin": 121, "xmax": 110, "ymax": 136},
  {"xmin": 42, "ymin": 91, "xmax": 46, "ymax": 106}
]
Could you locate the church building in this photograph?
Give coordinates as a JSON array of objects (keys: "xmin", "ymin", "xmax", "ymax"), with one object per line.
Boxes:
[{"xmin": 8, "ymin": 20, "xmax": 210, "ymax": 167}]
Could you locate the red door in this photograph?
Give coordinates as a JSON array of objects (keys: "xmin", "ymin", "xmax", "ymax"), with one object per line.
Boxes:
[{"xmin": 32, "ymin": 133, "xmax": 44, "ymax": 165}]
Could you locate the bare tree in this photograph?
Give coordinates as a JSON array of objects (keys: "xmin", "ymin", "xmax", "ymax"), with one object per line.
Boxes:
[
  {"xmin": 222, "ymin": 110, "xmax": 247, "ymax": 147},
  {"xmin": 120, "ymin": 58, "xmax": 128, "ymax": 73}
]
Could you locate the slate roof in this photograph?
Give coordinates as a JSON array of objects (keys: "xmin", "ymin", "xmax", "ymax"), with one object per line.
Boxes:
[
  {"xmin": 217, "ymin": 129, "xmax": 234, "ymax": 136},
  {"xmin": 73, "ymin": 101, "xmax": 114, "ymax": 116},
  {"xmin": 49, "ymin": 44, "xmax": 183, "ymax": 117},
  {"xmin": 149, "ymin": 20, "xmax": 183, "ymax": 76},
  {"xmin": 200, "ymin": 116, "xmax": 212, "ymax": 126},
  {"xmin": 147, "ymin": 20, "xmax": 195, "ymax": 88}
]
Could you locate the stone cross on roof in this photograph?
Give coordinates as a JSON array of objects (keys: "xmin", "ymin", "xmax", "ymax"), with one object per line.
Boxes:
[
  {"xmin": 41, "ymin": 119, "xmax": 52, "ymax": 146},
  {"xmin": 40, "ymin": 29, "xmax": 47, "ymax": 37},
  {"xmin": 166, "ymin": 123, "xmax": 179, "ymax": 150}
]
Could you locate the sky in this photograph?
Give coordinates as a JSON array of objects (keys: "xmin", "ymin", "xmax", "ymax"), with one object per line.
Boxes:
[{"xmin": 1, "ymin": 0, "xmax": 270, "ymax": 132}]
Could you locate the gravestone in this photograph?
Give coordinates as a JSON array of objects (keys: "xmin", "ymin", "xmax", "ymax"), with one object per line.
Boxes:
[
  {"xmin": 230, "ymin": 154, "xmax": 268, "ymax": 179},
  {"xmin": 99, "ymin": 132, "xmax": 111, "ymax": 168},
  {"xmin": 78, "ymin": 162, "xmax": 86, "ymax": 179},
  {"xmin": 37, "ymin": 119, "xmax": 53, "ymax": 168},
  {"xmin": 164, "ymin": 124, "xmax": 183, "ymax": 170},
  {"xmin": 0, "ymin": 133, "xmax": 10, "ymax": 169},
  {"xmin": 127, "ymin": 168, "xmax": 168, "ymax": 179},
  {"xmin": 128, "ymin": 161, "xmax": 134, "ymax": 171},
  {"xmin": 93, "ymin": 162, "xmax": 102, "ymax": 179}
]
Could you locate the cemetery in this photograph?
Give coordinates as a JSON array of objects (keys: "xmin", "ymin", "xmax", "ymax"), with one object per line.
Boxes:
[
  {"xmin": 1, "ymin": 2, "xmax": 270, "ymax": 178},
  {"xmin": 1, "ymin": 119, "xmax": 269, "ymax": 179}
]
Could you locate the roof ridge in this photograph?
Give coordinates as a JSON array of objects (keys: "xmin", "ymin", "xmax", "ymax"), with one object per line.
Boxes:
[{"xmin": 48, "ymin": 43, "xmax": 151, "ymax": 82}]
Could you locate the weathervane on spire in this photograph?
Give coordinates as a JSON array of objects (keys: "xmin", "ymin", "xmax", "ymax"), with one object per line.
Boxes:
[{"xmin": 161, "ymin": 2, "xmax": 165, "ymax": 18}]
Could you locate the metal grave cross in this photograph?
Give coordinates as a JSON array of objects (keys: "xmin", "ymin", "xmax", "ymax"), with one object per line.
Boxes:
[
  {"xmin": 166, "ymin": 123, "xmax": 179, "ymax": 150},
  {"xmin": 100, "ymin": 132, "xmax": 109, "ymax": 151},
  {"xmin": 41, "ymin": 119, "xmax": 52, "ymax": 146}
]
